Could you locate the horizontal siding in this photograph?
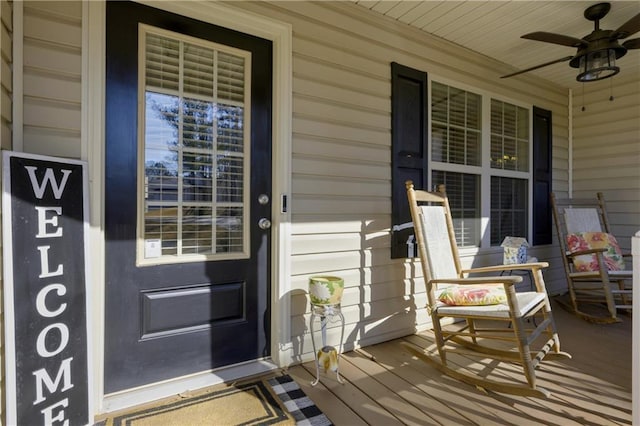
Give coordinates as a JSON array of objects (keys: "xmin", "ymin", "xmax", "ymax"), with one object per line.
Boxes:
[
  {"xmin": 293, "ymin": 155, "xmax": 388, "ymax": 182},
  {"xmin": 22, "ymin": 1, "xmax": 82, "ymax": 158},
  {"xmin": 293, "ymin": 113, "xmax": 389, "ymax": 146},
  {"xmin": 23, "ymin": 125, "xmax": 80, "ymax": 158},
  {"xmin": 235, "ymin": 1, "xmax": 572, "ymax": 360},
  {"xmin": 24, "ymin": 67, "xmax": 81, "ymax": 103},
  {"xmin": 292, "ymin": 233, "xmax": 389, "ymax": 256},
  {"xmin": 23, "ymin": 95, "xmax": 80, "ymax": 129},
  {"xmin": 572, "ymin": 72, "xmax": 640, "ymax": 253}
]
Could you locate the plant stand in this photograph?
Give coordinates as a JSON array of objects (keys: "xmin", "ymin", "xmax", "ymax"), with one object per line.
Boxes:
[{"xmin": 310, "ymin": 303, "xmax": 345, "ymax": 386}]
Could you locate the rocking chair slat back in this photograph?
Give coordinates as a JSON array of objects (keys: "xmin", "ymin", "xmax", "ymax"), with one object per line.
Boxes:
[
  {"xmin": 419, "ymin": 205, "xmax": 458, "ymax": 279},
  {"xmin": 564, "ymin": 208, "xmax": 604, "ymax": 234}
]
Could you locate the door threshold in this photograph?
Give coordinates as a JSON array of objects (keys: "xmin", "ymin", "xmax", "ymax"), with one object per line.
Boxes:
[{"xmin": 100, "ymin": 358, "xmax": 279, "ymax": 414}]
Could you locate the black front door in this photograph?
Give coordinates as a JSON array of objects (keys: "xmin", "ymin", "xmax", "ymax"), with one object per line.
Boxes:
[{"xmin": 104, "ymin": 2, "xmax": 272, "ymax": 393}]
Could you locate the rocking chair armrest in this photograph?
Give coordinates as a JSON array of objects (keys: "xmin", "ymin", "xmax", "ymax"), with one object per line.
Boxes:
[
  {"xmin": 565, "ymin": 248, "xmax": 606, "ymax": 258},
  {"xmin": 430, "ymin": 276, "xmax": 522, "ymax": 287},
  {"xmin": 567, "ymin": 270, "xmax": 604, "ymax": 279},
  {"xmin": 463, "ymin": 262, "xmax": 549, "ymax": 275}
]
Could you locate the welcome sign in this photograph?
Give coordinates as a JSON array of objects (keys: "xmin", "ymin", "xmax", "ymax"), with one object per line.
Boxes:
[{"xmin": 2, "ymin": 151, "xmax": 91, "ymax": 425}]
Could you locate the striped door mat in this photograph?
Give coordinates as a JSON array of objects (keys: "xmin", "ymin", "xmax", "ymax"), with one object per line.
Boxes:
[{"xmin": 267, "ymin": 375, "xmax": 333, "ymax": 426}]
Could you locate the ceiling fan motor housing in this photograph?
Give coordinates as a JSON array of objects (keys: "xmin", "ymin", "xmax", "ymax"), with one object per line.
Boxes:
[{"xmin": 569, "ymin": 30, "xmax": 627, "ymax": 69}]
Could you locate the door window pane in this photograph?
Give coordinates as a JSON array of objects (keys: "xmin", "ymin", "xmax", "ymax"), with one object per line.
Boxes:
[{"xmin": 141, "ymin": 29, "xmax": 249, "ymax": 262}]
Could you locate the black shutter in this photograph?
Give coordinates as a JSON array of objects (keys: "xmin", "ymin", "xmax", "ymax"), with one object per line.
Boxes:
[
  {"xmin": 532, "ymin": 106, "xmax": 552, "ymax": 245},
  {"xmin": 391, "ymin": 62, "xmax": 428, "ymax": 258}
]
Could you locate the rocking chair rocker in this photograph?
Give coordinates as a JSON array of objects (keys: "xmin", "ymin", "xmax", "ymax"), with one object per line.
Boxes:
[{"xmin": 404, "ymin": 181, "xmax": 570, "ymax": 398}]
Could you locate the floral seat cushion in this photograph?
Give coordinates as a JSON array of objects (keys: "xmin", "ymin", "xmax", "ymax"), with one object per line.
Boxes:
[
  {"xmin": 566, "ymin": 232, "xmax": 625, "ymax": 272},
  {"xmin": 438, "ymin": 285, "xmax": 507, "ymax": 306}
]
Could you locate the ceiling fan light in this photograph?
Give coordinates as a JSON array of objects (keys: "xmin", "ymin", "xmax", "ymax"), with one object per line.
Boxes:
[{"xmin": 577, "ymin": 49, "xmax": 619, "ymax": 82}]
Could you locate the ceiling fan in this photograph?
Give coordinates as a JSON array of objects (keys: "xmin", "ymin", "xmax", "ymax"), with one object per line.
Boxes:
[{"xmin": 501, "ymin": 2, "xmax": 640, "ymax": 82}]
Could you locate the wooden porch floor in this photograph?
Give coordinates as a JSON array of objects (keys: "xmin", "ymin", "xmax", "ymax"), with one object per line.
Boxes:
[{"xmin": 287, "ymin": 301, "xmax": 631, "ymax": 425}]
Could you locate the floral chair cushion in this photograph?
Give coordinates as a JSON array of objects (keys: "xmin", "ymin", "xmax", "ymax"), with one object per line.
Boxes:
[
  {"xmin": 566, "ymin": 232, "xmax": 625, "ymax": 272},
  {"xmin": 438, "ymin": 285, "xmax": 507, "ymax": 306}
]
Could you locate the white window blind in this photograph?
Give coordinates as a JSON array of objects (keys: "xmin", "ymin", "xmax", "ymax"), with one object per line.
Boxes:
[
  {"xmin": 490, "ymin": 99, "xmax": 529, "ymax": 171},
  {"xmin": 432, "ymin": 82, "xmax": 481, "ymax": 167}
]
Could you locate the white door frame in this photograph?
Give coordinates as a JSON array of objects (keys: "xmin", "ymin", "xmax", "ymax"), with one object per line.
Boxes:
[{"xmin": 83, "ymin": 0, "xmax": 292, "ymax": 413}]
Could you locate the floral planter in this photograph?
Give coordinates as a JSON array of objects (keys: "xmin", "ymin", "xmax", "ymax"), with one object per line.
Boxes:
[
  {"xmin": 317, "ymin": 346, "xmax": 339, "ymax": 372},
  {"xmin": 308, "ymin": 276, "xmax": 344, "ymax": 307}
]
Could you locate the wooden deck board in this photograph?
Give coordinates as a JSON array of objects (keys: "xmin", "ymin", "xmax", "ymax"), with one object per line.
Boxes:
[
  {"xmin": 295, "ymin": 300, "xmax": 632, "ymax": 426},
  {"xmin": 342, "ymin": 350, "xmax": 473, "ymax": 425},
  {"xmin": 297, "ymin": 361, "xmax": 405, "ymax": 426},
  {"xmin": 325, "ymin": 354, "xmax": 432, "ymax": 426},
  {"xmin": 408, "ymin": 330, "xmax": 626, "ymax": 426},
  {"xmin": 360, "ymin": 343, "xmax": 517, "ymax": 425},
  {"xmin": 401, "ymin": 334, "xmax": 594, "ymax": 426},
  {"xmin": 286, "ymin": 364, "xmax": 369, "ymax": 426}
]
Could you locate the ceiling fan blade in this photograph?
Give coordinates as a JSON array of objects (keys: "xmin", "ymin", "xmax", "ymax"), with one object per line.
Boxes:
[
  {"xmin": 521, "ymin": 32, "xmax": 587, "ymax": 48},
  {"xmin": 622, "ymin": 37, "xmax": 640, "ymax": 49},
  {"xmin": 500, "ymin": 56, "xmax": 574, "ymax": 79},
  {"xmin": 611, "ymin": 13, "xmax": 640, "ymax": 39}
]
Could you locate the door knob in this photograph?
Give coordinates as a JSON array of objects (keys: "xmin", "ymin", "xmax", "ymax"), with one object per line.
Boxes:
[{"xmin": 258, "ymin": 218, "xmax": 272, "ymax": 230}]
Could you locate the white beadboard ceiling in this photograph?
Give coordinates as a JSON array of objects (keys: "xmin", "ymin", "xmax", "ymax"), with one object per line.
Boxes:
[{"xmin": 353, "ymin": 1, "xmax": 640, "ymax": 89}]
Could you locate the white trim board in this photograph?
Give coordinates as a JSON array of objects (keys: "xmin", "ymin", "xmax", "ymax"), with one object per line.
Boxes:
[{"xmin": 84, "ymin": 0, "xmax": 292, "ymax": 414}]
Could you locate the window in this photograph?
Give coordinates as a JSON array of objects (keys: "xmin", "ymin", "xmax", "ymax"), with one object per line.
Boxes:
[
  {"xmin": 489, "ymin": 100, "xmax": 530, "ymax": 245},
  {"xmin": 430, "ymin": 82, "xmax": 484, "ymax": 248},
  {"xmin": 138, "ymin": 27, "xmax": 251, "ymax": 264},
  {"xmin": 430, "ymin": 81, "xmax": 530, "ymax": 248},
  {"xmin": 390, "ymin": 63, "xmax": 552, "ymax": 257}
]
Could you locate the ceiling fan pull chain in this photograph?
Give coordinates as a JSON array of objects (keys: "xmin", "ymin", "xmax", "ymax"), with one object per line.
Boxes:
[
  {"xmin": 609, "ymin": 78, "xmax": 614, "ymax": 102},
  {"xmin": 581, "ymin": 83, "xmax": 586, "ymax": 112}
]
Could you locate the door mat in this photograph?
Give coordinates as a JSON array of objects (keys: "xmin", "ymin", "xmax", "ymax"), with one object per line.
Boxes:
[
  {"xmin": 97, "ymin": 377, "xmax": 295, "ymax": 426},
  {"xmin": 266, "ymin": 375, "xmax": 333, "ymax": 426},
  {"xmin": 95, "ymin": 375, "xmax": 332, "ymax": 426}
]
